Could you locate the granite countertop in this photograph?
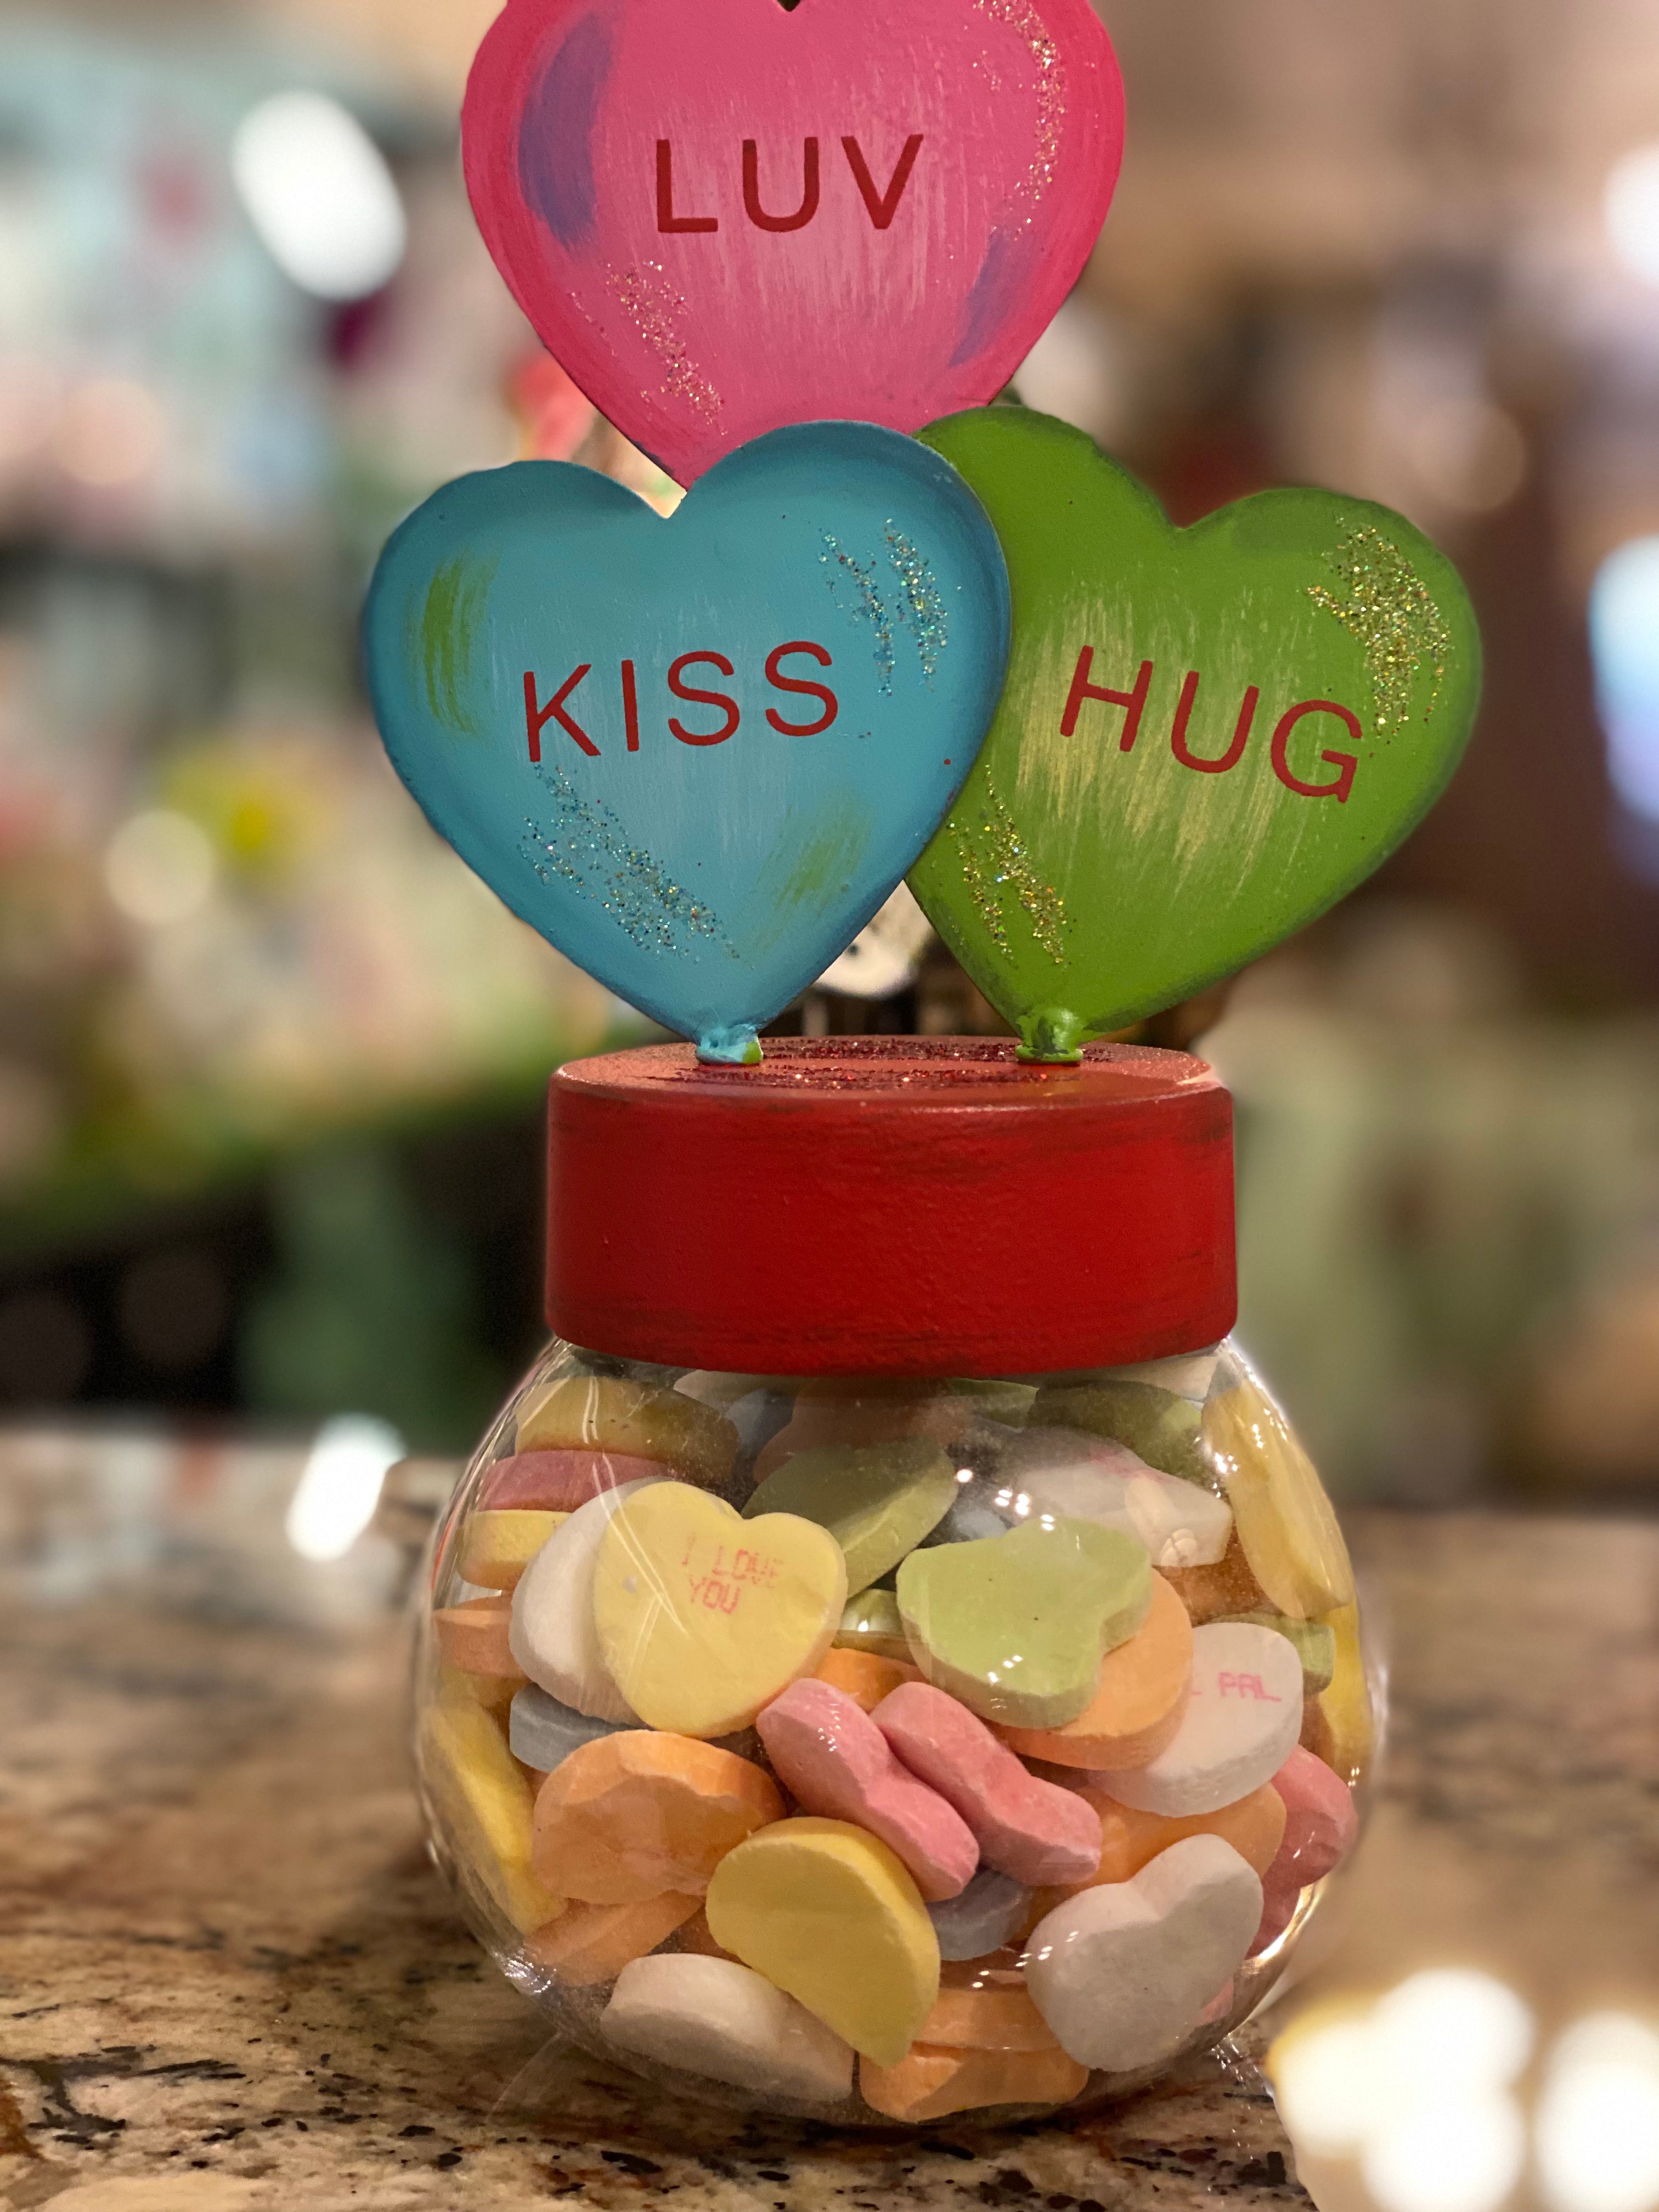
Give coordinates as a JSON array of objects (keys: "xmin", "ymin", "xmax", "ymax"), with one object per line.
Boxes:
[{"xmin": 3, "ymin": 1510, "xmax": 1657, "ymax": 2212}]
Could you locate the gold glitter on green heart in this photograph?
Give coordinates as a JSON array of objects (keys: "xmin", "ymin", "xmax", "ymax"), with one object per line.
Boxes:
[{"xmin": 1306, "ymin": 526, "xmax": 1452, "ymax": 734}]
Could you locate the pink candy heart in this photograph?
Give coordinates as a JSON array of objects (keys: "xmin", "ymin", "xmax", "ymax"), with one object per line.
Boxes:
[
  {"xmin": 873, "ymin": 1680, "xmax": 1103, "ymax": 1888},
  {"xmin": 482, "ymin": 1449, "xmax": 668, "ymax": 1512},
  {"xmin": 1249, "ymin": 1743, "xmax": 1359, "ymax": 1956},
  {"xmin": 464, "ymin": 0, "xmax": 1125, "ymax": 483},
  {"xmin": 757, "ymin": 1678, "xmax": 978, "ymax": 1902}
]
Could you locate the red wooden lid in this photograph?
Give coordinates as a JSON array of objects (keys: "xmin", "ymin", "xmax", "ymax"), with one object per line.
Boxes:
[{"xmin": 546, "ymin": 1037, "xmax": 1235, "ymax": 1379}]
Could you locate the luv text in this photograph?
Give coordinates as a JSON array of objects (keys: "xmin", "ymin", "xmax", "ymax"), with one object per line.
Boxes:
[{"xmin": 656, "ymin": 136, "xmax": 924, "ymax": 234}]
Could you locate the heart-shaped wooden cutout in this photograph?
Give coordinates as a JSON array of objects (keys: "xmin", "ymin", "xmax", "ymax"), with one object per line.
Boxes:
[
  {"xmin": 362, "ymin": 424, "xmax": 1009, "ymax": 1064},
  {"xmin": 910, "ymin": 409, "xmax": 1483, "ymax": 1057},
  {"xmin": 463, "ymin": 0, "xmax": 1124, "ymax": 484}
]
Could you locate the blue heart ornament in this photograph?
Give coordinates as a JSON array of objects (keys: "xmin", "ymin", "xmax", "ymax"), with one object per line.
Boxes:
[{"xmin": 363, "ymin": 425, "xmax": 1011, "ymax": 1062}]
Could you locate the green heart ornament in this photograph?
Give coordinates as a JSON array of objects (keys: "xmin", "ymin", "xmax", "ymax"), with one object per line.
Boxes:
[{"xmin": 910, "ymin": 408, "xmax": 1482, "ymax": 1058}]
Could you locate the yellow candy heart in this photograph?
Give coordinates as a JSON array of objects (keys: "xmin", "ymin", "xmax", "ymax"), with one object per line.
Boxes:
[
  {"xmin": 459, "ymin": 1509, "xmax": 567, "ymax": 1590},
  {"xmin": 593, "ymin": 1486, "xmax": 848, "ymax": 1738},
  {"xmin": 1202, "ymin": 1375, "xmax": 1355, "ymax": 1620},
  {"xmin": 420, "ymin": 1700, "xmax": 565, "ymax": 1936},
  {"xmin": 706, "ymin": 1818, "xmax": 940, "ymax": 2066}
]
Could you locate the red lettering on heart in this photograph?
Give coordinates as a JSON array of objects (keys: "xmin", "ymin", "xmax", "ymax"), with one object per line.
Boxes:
[
  {"xmin": 1056, "ymin": 652, "xmax": 1362, "ymax": 800},
  {"xmin": 525, "ymin": 665, "xmax": 596, "ymax": 760}
]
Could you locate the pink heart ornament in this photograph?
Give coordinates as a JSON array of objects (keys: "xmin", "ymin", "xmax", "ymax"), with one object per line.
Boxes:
[{"xmin": 464, "ymin": 0, "xmax": 1124, "ymax": 483}]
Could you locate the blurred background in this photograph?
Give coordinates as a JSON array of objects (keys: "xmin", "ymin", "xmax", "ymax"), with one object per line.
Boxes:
[{"xmin": 3, "ymin": 0, "xmax": 1659, "ymax": 1516}]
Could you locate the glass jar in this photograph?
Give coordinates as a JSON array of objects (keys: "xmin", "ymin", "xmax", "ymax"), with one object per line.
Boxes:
[{"xmin": 414, "ymin": 1040, "xmax": 1376, "ymax": 2127}]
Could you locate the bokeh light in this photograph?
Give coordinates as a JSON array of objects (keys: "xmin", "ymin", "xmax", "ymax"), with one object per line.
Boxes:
[
  {"xmin": 103, "ymin": 810, "xmax": 218, "ymax": 928},
  {"xmin": 54, "ymin": 378, "xmax": 163, "ymax": 488},
  {"xmin": 1363, "ymin": 2092, "xmax": 1527, "ymax": 2212},
  {"xmin": 1589, "ymin": 537, "xmax": 1659, "ymax": 825},
  {"xmin": 1536, "ymin": 2015, "xmax": 1659, "ymax": 2212},
  {"xmin": 1370, "ymin": 1970, "xmax": 1536, "ymax": 2099},
  {"xmin": 232, "ymin": 91, "xmax": 406, "ymax": 301},
  {"xmin": 1605, "ymin": 145, "xmax": 1659, "ymax": 289},
  {"xmin": 285, "ymin": 1414, "xmax": 404, "ymax": 1563}
]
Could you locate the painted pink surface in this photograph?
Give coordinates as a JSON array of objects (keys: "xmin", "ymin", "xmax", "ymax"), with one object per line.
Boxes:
[{"xmin": 464, "ymin": 0, "xmax": 1125, "ymax": 484}]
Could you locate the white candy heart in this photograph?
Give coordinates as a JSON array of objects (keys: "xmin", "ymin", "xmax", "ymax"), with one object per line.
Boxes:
[
  {"xmin": 601, "ymin": 1953, "xmax": 854, "ymax": 2105},
  {"xmin": 508, "ymin": 1477, "xmax": 661, "ymax": 1722},
  {"xmin": 1001, "ymin": 1436, "xmax": 1232, "ymax": 1570},
  {"xmin": 1097, "ymin": 1623, "xmax": 1303, "ymax": 1817},
  {"xmin": 1025, "ymin": 1834, "xmax": 1262, "ymax": 2073}
]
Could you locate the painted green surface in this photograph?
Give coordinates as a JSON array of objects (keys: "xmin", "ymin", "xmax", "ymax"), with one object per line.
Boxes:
[
  {"xmin": 911, "ymin": 409, "xmax": 1482, "ymax": 1056},
  {"xmin": 417, "ymin": 556, "xmax": 497, "ymax": 736}
]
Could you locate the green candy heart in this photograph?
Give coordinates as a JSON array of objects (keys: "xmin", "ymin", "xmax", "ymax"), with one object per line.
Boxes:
[
  {"xmin": 1216, "ymin": 1611, "xmax": 1337, "ymax": 1695},
  {"xmin": 895, "ymin": 1517, "xmax": 1152, "ymax": 1729},
  {"xmin": 1029, "ymin": 1378, "xmax": 1209, "ymax": 1486},
  {"xmin": 911, "ymin": 409, "xmax": 1482, "ymax": 1058},
  {"xmin": 834, "ymin": 1587, "xmax": 910, "ymax": 1660},
  {"xmin": 745, "ymin": 1439, "xmax": 957, "ymax": 1597}
]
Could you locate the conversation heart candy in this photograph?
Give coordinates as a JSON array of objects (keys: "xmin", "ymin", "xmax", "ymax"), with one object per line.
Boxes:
[
  {"xmin": 1098, "ymin": 1624, "xmax": 1304, "ymax": 1818},
  {"xmin": 518, "ymin": 1374, "xmax": 739, "ymax": 1487},
  {"xmin": 420, "ymin": 1700, "xmax": 565, "ymax": 1935},
  {"xmin": 927, "ymin": 1868, "xmax": 1034, "ymax": 1963},
  {"xmin": 509, "ymin": 1683, "xmax": 627, "ymax": 1774},
  {"xmin": 754, "ymin": 1384, "xmax": 986, "ymax": 1485},
  {"xmin": 532, "ymin": 1730, "xmax": 782, "ymax": 1903},
  {"xmin": 746, "ymin": 1440, "xmax": 957, "ymax": 1596},
  {"xmin": 757, "ymin": 1680, "xmax": 977, "ymax": 1903},
  {"xmin": 1247, "ymin": 1878, "xmax": 1301, "ymax": 1960},
  {"xmin": 861, "ymin": 2043, "xmax": 1089, "ymax": 2121},
  {"xmin": 464, "ymin": 0, "xmax": 1124, "ymax": 488},
  {"xmin": 483, "ymin": 1448, "xmax": 668, "ymax": 1512},
  {"xmin": 1312, "ymin": 1602, "xmax": 1374, "ymax": 1785},
  {"xmin": 602, "ymin": 1953, "xmax": 854, "ymax": 2105},
  {"xmin": 595, "ymin": 1485, "xmax": 847, "ymax": 1737},
  {"xmin": 438, "ymin": 1659, "xmax": 522, "ymax": 1720},
  {"xmin": 510, "ymin": 1477, "xmax": 661, "ymax": 1721},
  {"xmin": 1025, "ymin": 1834, "xmax": 1262, "ymax": 2072},
  {"xmin": 814, "ymin": 1647, "xmax": 921, "ymax": 1713},
  {"xmin": 896, "ymin": 1519, "xmax": 1153, "ymax": 1729},
  {"xmin": 1029, "ymin": 1379, "xmax": 1210, "ymax": 1485},
  {"xmin": 873, "ymin": 1681, "xmax": 1102, "ymax": 1887},
  {"xmin": 1203, "ymin": 1373, "xmax": 1355, "ymax": 1618},
  {"xmin": 436, "ymin": 1596, "xmax": 521, "ymax": 1679},
  {"xmin": 1271, "ymin": 1743, "xmax": 1359, "ymax": 1887},
  {"xmin": 1161, "ymin": 1534, "xmax": 1269, "ymax": 1625},
  {"xmin": 923, "ymin": 1963, "xmax": 1060, "ymax": 2051},
  {"xmin": 998, "ymin": 1434, "xmax": 1233, "ymax": 1570},
  {"xmin": 705, "ymin": 1817, "xmax": 940, "ymax": 2065},
  {"xmin": 528, "ymin": 1891, "xmax": 702, "ymax": 1985},
  {"xmin": 997, "ymin": 1572, "xmax": 1193, "ymax": 1770},
  {"xmin": 1059, "ymin": 1780, "xmax": 1288, "ymax": 1893},
  {"xmin": 1245, "ymin": 1739, "xmax": 1358, "ymax": 1957},
  {"xmin": 1101, "ymin": 1352, "xmax": 1222, "ymax": 1403},
  {"xmin": 1215, "ymin": 1611, "xmax": 1336, "ymax": 1694},
  {"xmin": 459, "ymin": 1509, "xmax": 567, "ymax": 1590},
  {"xmin": 834, "ymin": 1587, "xmax": 912, "ymax": 1661}
]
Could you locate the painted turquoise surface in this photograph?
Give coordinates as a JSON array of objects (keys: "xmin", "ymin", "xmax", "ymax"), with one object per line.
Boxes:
[{"xmin": 362, "ymin": 424, "xmax": 1010, "ymax": 1059}]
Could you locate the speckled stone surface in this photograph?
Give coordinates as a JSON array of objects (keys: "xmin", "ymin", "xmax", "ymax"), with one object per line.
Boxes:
[
  {"xmin": 0, "ymin": 1597, "xmax": 1305, "ymax": 2212},
  {"xmin": 8, "ymin": 1510, "xmax": 1654, "ymax": 2212}
]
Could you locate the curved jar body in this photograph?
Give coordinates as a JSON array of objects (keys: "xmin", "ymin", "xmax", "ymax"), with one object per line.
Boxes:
[{"xmin": 414, "ymin": 1334, "xmax": 1376, "ymax": 2126}]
